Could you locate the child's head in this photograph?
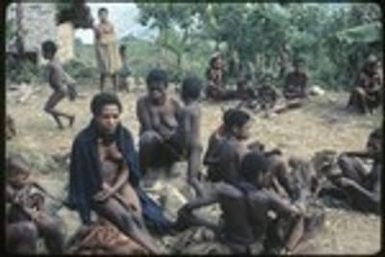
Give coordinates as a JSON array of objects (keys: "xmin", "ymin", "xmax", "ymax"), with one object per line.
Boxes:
[
  {"xmin": 98, "ymin": 7, "xmax": 109, "ymax": 22},
  {"xmin": 7, "ymin": 154, "xmax": 31, "ymax": 188},
  {"xmin": 41, "ymin": 40, "xmax": 57, "ymax": 60},
  {"xmin": 146, "ymin": 69, "xmax": 168, "ymax": 104},
  {"xmin": 240, "ymin": 151, "xmax": 270, "ymax": 188},
  {"xmin": 181, "ymin": 76, "xmax": 202, "ymax": 102},
  {"xmin": 223, "ymin": 108, "xmax": 252, "ymax": 140}
]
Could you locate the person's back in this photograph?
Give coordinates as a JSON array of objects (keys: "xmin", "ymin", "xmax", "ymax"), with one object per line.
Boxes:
[
  {"xmin": 215, "ymin": 137, "xmax": 246, "ymax": 184},
  {"xmin": 216, "ymin": 182, "xmax": 258, "ymax": 247},
  {"xmin": 205, "ymin": 109, "xmax": 251, "ymax": 184}
]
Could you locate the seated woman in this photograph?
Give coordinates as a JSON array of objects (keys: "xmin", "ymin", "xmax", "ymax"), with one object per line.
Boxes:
[{"xmin": 68, "ymin": 93, "xmax": 172, "ymax": 254}]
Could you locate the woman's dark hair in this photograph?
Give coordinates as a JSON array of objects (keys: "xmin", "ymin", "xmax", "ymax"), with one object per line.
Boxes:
[
  {"xmin": 146, "ymin": 69, "xmax": 168, "ymax": 88},
  {"xmin": 41, "ymin": 40, "xmax": 57, "ymax": 55},
  {"xmin": 90, "ymin": 93, "xmax": 122, "ymax": 116},
  {"xmin": 181, "ymin": 76, "xmax": 202, "ymax": 100}
]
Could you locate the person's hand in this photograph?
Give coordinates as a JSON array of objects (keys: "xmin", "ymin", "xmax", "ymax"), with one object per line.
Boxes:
[
  {"xmin": 295, "ymin": 202, "xmax": 306, "ymax": 214},
  {"xmin": 338, "ymin": 177, "xmax": 354, "ymax": 187},
  {"xmin": 93, "ymin": 184, "xmax": 113, "ymax": 202}
]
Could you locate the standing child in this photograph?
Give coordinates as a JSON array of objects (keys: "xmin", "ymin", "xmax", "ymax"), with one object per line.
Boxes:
[{"xmin": 41, "ymin": 40, "xmax": 76, "ymax": 129}]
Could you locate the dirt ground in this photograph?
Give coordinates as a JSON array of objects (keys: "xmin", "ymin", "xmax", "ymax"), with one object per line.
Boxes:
[{"xmin": 6, "ymin": 83, "xmax": 382, "ymax": 254}]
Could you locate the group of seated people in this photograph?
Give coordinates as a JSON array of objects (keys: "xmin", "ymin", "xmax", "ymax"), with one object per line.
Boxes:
[
  {"xmin": 6, "ymin": 66, "xmax": 382, "ymax": 254},
  {"xmin": 205, "ymin": 52, "xmax": 309, "ymax": 104},
  {"xmin": 205, "ymin": 52, "xmax": 383, "ymax": 115}
]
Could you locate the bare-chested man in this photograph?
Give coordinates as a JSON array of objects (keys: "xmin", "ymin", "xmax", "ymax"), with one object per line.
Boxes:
[
  {"xmin": 137, "ymin": 69, "xmax": 182, "ymax": 175},
  {"xmin": 41, "ymin": 40, "xmax": 76, "ymax": 129},
  {"xmin": 6, "ymin": 154, "xmax": 65, "ymax": 254},
  {"xmin": 203, "ymin": 108, "xmax": 295, "ymax": 201},
  {"xmin": 336, "ymin": 128, "xmax": 381, "ymax": 213},
  {"xmin": 207, "ymin": 109, "xmax": 252, "ymax": 184},
  {"xmin": 347, "ymin": 55, "xmax": 382, "ymax": 114},
  {"xmin": 283, "ymin": 58, "xmax": 308, "ymax": 100},
  {"xmin": 177, "ymin": 151, "xmax": 305, "ymax": 254},
  {"xmin": 68, "ymin": 93, "xmax": 160, "ymax": 253}
]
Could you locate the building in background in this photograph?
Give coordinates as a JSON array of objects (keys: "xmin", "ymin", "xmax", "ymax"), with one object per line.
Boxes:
[{"xmin": 6, "ymin": 2, "xmax": 92, "ymax": 65}]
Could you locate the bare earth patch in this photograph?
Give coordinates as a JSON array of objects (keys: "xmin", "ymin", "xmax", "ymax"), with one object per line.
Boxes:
[{"xmin": 6, "ymin": 84, "xmax": 382, "ymax": 254}]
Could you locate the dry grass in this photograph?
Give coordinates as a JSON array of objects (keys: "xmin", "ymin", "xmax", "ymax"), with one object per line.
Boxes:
[{"xmin": 6, "ymin": 83, "xmax": 382, "ymax": 254}]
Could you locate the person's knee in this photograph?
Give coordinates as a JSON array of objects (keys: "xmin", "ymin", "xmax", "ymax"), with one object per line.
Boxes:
[
  {"xmin": 11, "ymin": 221, "xmax": 39, "ymax": 241},
  {"xmin": 269, "ymin": 155, "xmax": 287, "ymax": 171},
  {"xmin": 39, "ymin": 218, "xmax": 63, "ymax": 237},
  {"xmin": 337, "ymin": 153, "xmax": 350, "ymax": 168},
  {"xmin": 139, "ymin": 131, "xmax": 161, "ymax": 149}
]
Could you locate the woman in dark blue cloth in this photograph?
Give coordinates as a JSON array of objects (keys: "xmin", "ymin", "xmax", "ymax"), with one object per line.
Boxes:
[{"xmin": 67, "ymin": 93, "xmax": 171, "ymax": 253}]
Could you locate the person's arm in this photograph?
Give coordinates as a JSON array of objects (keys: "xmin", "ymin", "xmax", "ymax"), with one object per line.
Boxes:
[
  {"xmin": 338, "ymin": 177, "xmax": 378, "ymax": 203},
  {"xmin": 185, "ymin": 108, "xmax": 204, "ymax": 195},
  {"xmin": 136, "ymin": 98, "xmax": 153, "ymax": 133},
  {"xmin": 50, "ymin": 63, "xmax": 65, "ymax": 92},
  {"xmin": 93, "ymin": 166, "xmax": 129, "ymax": 202},
  {"xmin": 177, "ymin": 192, "xmax": 220, "ymax": 233},
  {"xmin": 367, "ymin": 73, "xmax": 382, "ymax": 92},
  {"xmin": 93, "ymin": 23, "xmax": 100, "ymax": 39},
  {"xmin": 267, "ymin": 190, "xmax": 301, "ymax": 217},
  {"xmin": 57, "ymin": 64, "xmax": 76, "ymax": 86},
  {"xmin": 355, "ymin": 72, "xmax": 368, "ymax": 89},
  {"xmin": 203, "ymin": 132, "xmax": 219, "ymax": 166},
  {"xmin": 342, "ymin": 151, "xmax": 373, "ymax": 159},
  {"xmin": 68, "ymin": 137, "xmax": 92, "ymax": 225},
  {"xmin": 217, "ymin": 143, "xmax": 239, "ymax": 184}
]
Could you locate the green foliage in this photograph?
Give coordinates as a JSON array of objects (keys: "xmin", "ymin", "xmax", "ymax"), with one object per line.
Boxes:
[
  {"xmin": 135, "ymin": 3, "xmax": 382, "ymax": 90},
  {"xmin": 63, "ymin": 59, "xmax": 99, "ymax": 85},
  {"xmin": 336, "ymin": 22, "xmax": 381, "ymax": 44},
  {"xmin": 6, "ymin": 58, "xmax": 45, "ymax": 85}
]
